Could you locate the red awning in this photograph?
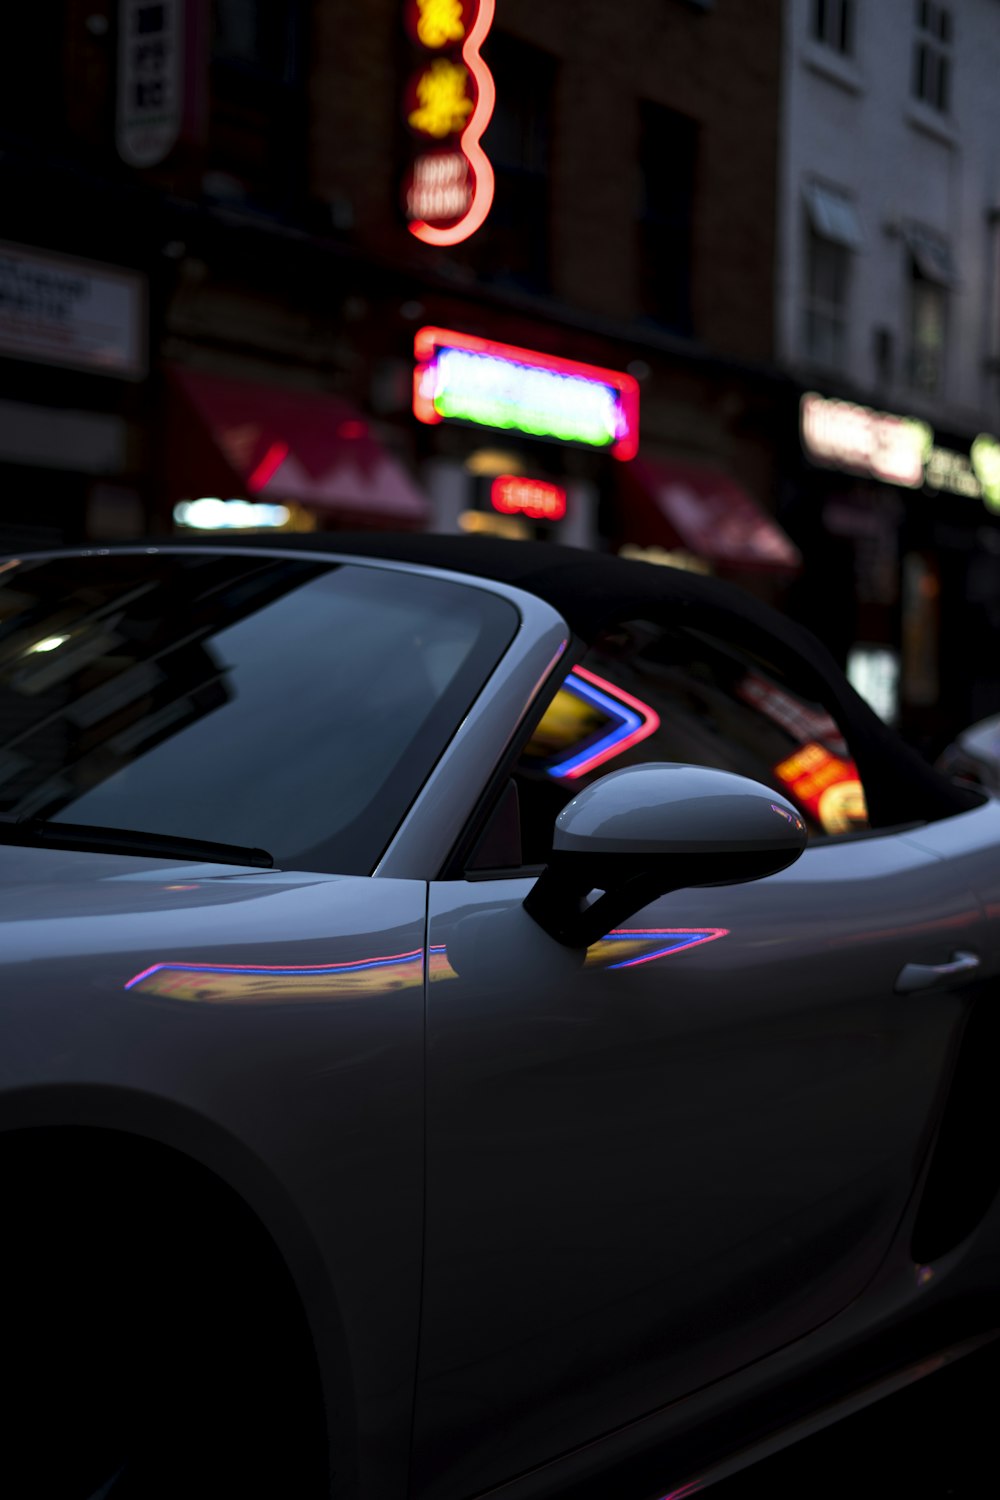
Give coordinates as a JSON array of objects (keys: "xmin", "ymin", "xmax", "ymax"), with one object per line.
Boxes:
[
  {"xmin": 620, "ymin": 455, "xmax": 801, "ymax": 574},
  {"xmin": 167, "ymin": 367, "xmax": 429, "ymax": 524}
]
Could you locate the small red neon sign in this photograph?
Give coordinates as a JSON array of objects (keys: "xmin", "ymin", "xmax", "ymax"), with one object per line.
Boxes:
[
  {"xmin": 491, "ymin": 475, "xmax": 567, "ymax": 521},
  {"xmin": 403, "ymin": 0, "xmax": 496, "ymax": 246}
]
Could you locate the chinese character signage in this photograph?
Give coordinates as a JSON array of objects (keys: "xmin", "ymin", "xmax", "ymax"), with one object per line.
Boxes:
[
  {"xmin": 117, "ymin": 0, "xmax": 184, "ymax": 167},
  {"xmin": 413, "ymin": 327, "xmax": 640, "ymax": 458},
  {"xmin": 402, "ymin": 1, "xmax": 496, "ymax": 245}
]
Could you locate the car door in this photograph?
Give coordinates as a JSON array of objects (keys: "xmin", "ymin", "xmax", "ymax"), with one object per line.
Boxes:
[{"xmin": 410, "ymin": 619, "xmax": 993, "ymax": 1500}]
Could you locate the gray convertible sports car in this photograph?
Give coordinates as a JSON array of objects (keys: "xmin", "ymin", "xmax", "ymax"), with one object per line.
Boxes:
[{"xmin": 2, "ymin": 534, "xmax": 998, "ymax": 1500}]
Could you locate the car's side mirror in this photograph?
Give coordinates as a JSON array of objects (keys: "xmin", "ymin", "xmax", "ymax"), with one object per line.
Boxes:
[{"xmin": 523, "ymin": 762, "xmax": 808, "ymax": 948}]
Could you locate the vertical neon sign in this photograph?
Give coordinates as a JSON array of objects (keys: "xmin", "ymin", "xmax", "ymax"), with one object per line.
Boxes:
[{"xmin": 403, "ymin": 0, "xmax": 496, "ymax": 245}]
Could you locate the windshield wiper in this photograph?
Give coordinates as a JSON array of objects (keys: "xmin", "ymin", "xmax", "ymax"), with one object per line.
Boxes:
[{"xmin": 0, "ymin": 815, "xmax": 273, "ymax": 869}]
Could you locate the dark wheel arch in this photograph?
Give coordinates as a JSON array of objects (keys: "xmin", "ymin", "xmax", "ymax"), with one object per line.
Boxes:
[{"xmin": 1, "ymin": 1124, "xmax": 336, "ymax": 1498}]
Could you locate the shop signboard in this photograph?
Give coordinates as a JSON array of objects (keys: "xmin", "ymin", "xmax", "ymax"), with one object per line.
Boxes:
[
  {"xmin": 773, "ymin": 741, "xmax": 867, "ymax": 836},
  {"xmin": 970, "ymin": 434, "xmax": 1000, "ymax": 510},
  {"xmin": 413, "ymin": 326, "xmax": 640, "ymax": 459},
  {"xmin": 800, "ymin": 392, "xmax": 927, "ymax": 488},
  {"xmin": 402, "ymin": 0, "xmax": 496, "ymax": 245},
  {"xmin": 116, "ymin": 0, "xmax": 183, "ymax": 168},
  {"xmin": 491, "ymin": 475, "xmax": 566, "ymax": 521},
  {"xmin": 801, "ymin": 392, "xmax": 1000, "ymax": 512},
  {"xmin": 0, "ymin": 243, "xmax": 146, "ymax": 380}
]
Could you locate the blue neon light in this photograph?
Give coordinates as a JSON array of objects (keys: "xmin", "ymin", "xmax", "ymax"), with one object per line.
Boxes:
[
  {"xmin": 604, "ymin": 930, "xmax": 726, "ymax": 969},
  {"xmin": 546, "ymin": 673, "xmax": 642, "ymax": 779}
]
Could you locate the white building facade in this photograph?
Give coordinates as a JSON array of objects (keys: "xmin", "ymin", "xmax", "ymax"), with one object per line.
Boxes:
[{"xmin": 777, "ymin": 0, "xmax": 1000, "ymax": 746}]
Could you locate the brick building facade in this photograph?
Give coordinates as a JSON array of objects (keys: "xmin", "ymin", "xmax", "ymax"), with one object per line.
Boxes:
[{"xmin": 0, "ymin": 0, "xmax": 797, "ymax": 594}]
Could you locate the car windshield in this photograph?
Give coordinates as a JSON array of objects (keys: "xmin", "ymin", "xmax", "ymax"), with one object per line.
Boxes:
[{"xmin": 0, "ymin": 551, "xmax": 518, "ymax": 873}]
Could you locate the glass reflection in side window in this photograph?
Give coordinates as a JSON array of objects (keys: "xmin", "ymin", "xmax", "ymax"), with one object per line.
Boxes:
[{"xmin": 516, "ymin": 619, "xmax": 868, "ymax": 857}]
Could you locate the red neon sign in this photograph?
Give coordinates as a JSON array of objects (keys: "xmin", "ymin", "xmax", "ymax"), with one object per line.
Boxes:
[
  {"xmin": 491, "ymin": 475, "xmax": 567, "ymax": 521},
  {"xmin": 403, "ymin": 0, "xmax": 495, "ymax": 246}
]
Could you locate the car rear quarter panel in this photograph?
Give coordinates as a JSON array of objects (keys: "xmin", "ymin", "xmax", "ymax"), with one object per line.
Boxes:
[{"xmin": 0, "ymin": 848, "xmax": 428, "ymax": 1500}]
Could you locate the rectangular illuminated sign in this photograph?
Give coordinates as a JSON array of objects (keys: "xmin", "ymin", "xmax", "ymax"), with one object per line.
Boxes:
[
  {"xmin": 0, "ymin": 241, "xmax": 146, "ymax": 380},
  {"xmin": 801, "ymin": 392, "xmax": 927, "ymax": 489},
  {"xmin": 802, "ymin": 392, "xmax": 1000, "ymax": 509},
  {"xmin": 413, "ymin": 327, "xmax": 639, "ymax": 459},
  {"xmin": 491, "ymin": 474, "xmax": 566, "ymax": 520}
]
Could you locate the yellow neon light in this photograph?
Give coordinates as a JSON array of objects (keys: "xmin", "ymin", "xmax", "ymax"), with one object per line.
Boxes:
[
  {"xmin": 416, "ymin": 0, "xmax": 465, "ymax": 47},
  {"xmin": 408, "ymin": 58, "xmax": 473, "ymax": 139}
]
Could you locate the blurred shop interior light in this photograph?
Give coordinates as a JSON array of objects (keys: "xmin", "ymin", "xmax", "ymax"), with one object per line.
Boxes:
[
  {"xmin": 847, "ymin": 644, "xmax": 900, "ymax": 725},
  {"xmin": 174, "ymin": 498, "xmax": 292, "ymax": 530},
  {"xmin": 465, "ymin": 447, "xmax": 524, "ymax": 475},
  {"xmin": 618, "ymin": 543, "xmax": 710, "ymax": 574},
  {"xmin": 459, "ymin": 509, "xmax": 530, "ymax": 540}
]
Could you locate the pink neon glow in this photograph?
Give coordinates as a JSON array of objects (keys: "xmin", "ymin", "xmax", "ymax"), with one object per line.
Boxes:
[
  {"xmin": 412, "ymin": 326, "xmax": 640, "ymax": 460},
  {"xmin": 558, "ymin": 665, "xmax": 660, "ymax": 780},
  {"xmin": 409, "ymin": 0, "xmax": 496, "ymax": 245},
  {"xmin": 606, "ymin": 927, "xmax": 729, "ymax": 968},
  {"xmin": 246, "ymin": 440, "xmax": 290, "ymax": 493}
]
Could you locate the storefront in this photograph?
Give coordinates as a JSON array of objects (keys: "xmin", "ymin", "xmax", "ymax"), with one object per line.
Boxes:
[
  {"xmin": 407, "ymin": 323, "xmax": 641, "ymax": 550},
  {"xmin": 166, "ymin": 365, "xmax": 429, "ymax": 536},
  {"xmin": 0, "ymin": 241, "xmax": 149, "ymax": 550},
  {"xmin": 612, "ymin": 450, "xmax": 802, "ymax": 591},
  {"xmin": 786, "ymin": 387, "xmax": 1000, "ymax": 752}
]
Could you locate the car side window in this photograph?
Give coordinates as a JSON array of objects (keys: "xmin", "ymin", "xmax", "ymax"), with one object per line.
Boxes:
[{"xmin": 511, "ymin": 618, "xmax": 870, "ymax": 865}]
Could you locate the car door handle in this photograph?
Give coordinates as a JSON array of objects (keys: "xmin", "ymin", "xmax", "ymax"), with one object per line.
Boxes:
[{"xmin": 894, "ymin": 951, "xmax": 981, "ymax": 994}]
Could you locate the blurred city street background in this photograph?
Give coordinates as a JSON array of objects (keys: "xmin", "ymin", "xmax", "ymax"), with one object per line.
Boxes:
[{"xmin": 3, "ymin": 3, "xmax": 1000, "ymax": 1494}]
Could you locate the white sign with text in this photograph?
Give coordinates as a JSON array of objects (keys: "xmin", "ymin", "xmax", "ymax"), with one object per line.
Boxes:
[{"xmin": 0, "ymin": 243, "xmax": 146, "ymax": 379}]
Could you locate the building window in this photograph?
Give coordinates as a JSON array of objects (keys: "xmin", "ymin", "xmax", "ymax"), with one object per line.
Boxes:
[
  {"xmin": 811, "ymin": 0, "xmax": 854, "ymax": 55},
  {"xmin": 908, "ymin": 269, "xmax": 947, "ymax": 395},
  {"xmin": 208, "ymin": 0, "xmax": 306, "ymax": 210},
  {"xmin": 904, "ymin": 226, "xmax": 952, "ymax": 394},
  {"xmin": 804, "ymin": 231, "xmax": 850, "ymax": 368},
  {"xmin": 637, "ymin": 103, "xmax": 699, "ymax": 334},
  {"xmin": 476, "ymin": 34, "xmax": 555, "ymax": 293},
  {"xmin": 913, "ymin": 1, "xmax": 952, "ymax": 113},
  {"xmin": 801, "ymin": 183, "xmax": 861, "ymax": 370},
  {"xmin": 213, "ymin": 0, "xmax": 299, "ymax": 81}
]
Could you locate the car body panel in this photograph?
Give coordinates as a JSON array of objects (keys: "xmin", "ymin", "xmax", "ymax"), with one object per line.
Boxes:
[
  {"xmin": 0, "ymin": 843, "xmax": 428, "ymax": 1500},
  {"xmin": 901, "ymin": 795, "xmax": 1000, "ymax": 960},
  {"xmin": 4, "ymin": 541, "xmax": 1000, "ymax": 1500},
  {"xmin": 412, "ymin": 829, "xmax": 991, "ymax": 1499}
]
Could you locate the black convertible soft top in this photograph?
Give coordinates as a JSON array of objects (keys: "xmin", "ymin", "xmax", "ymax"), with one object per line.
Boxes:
[{"xmin": 160, "ymin": 531, "xmax": 978, "ymax": 829}]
